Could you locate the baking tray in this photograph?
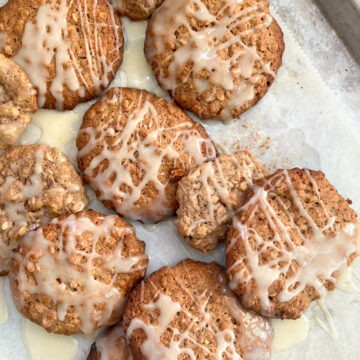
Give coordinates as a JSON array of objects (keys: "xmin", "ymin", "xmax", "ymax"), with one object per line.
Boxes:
[
  {"xmin": 316, "ymin": 0, "xmax": 360, "ymax": 65},
  {"xmin": 0, "ymin": 0, "xmax": 360, "ymax": 359}
]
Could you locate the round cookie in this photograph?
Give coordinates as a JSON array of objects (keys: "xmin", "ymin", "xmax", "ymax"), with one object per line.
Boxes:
[
  {"xmin": 0, "ymin": 0, "xmax": 124, "ymax": 110},
  {"xmin": 145, "ymin": 0, "xmax": 284, "ymax": 121},
  {"xmin": 176, "ymin": 151, "xmax": 266, "ymax": 252},
  {"xmin": 10, "ymin": 210, "xmax": 149, "ymax": 335},
  {"xmin": 112, "ymin": 0, "xmax": 164, "ymax": 21},
  {"xmin": 87, "ymin": 324, "xmax": 133, "ymax": 360},
  {"xmin": 0, "ymin": 54, "xmax": 38, "ymax": 150},
  {"xmin": 0, "ymin": 144, "xmax": 88, "ymax": 275},
  {"xmin": 124, "ymin": 259, "xmax": 273, "ymax": 360},
  {"xmin": 226, "ymin": 168, "xmax": 360, "ymax": 319},
  {"xmin": 77, "ymin": 87, "xmax": 217, "ymax": 223}
]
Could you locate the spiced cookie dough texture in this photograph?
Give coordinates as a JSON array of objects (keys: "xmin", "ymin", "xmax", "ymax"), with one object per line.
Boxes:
[
  {"xmin": 112, "ymin": 0, "xmax": 164, "ymax": 21},
  {"xmin": 176, "ymin": 151, "xmax": 266, "ymax": 252},
  {"xmin": 226, "ymin": 169, "xmax": 360, "ymax": 319},
  {"xmin": 10, "ymin": 210, "xmax": 149, "ymax": 335},
  {"xmin": 0, "ymin": 54, "xmax": 38, "ymax": 150},
  {"xmin": 145, "ymin": 0, "xmax": 284, "ymax": 121},
  {"xmin": 124, "ymin": 259, "xmax": 273, "ymax": 360},
  {"xmin": 0, "ymin": 144, "xmax": 88, "ymax": 276},
  {"xmin": 77, "ymin": 87, "xmax": 217, "ymax": 223},
  {"xmin": 87, "ymin": 324, "xmax": 133, "ymax": 360},
  {"xmin": 0, "ymin": 0, "xmax": 124, "ymax": 110}
]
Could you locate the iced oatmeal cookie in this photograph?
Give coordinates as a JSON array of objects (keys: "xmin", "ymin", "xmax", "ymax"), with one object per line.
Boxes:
[
  {"xmin": 145, "ymin": 0, "xmax": 284, "ymax": 120},
  {"xmin": 176, "ymin": 151, "xmax": 266, "ymax": 252},
  {"xmin": 0, "ymin": 0, "xmax": 124, "ymax": 110},
  {"xmin": 77, "ymin": 87, "xmax": 216, "ymax": 223},
  {"xmin": 124, "ymin": 259, "xmax": 273, "ymax": 360},
  {"xmin": 10, "ymin": 210, "xmax": 149, "ymax": 334},
  {"xmin": 226, "ymin": 168, "xmax": 360, "ymax": 319}
]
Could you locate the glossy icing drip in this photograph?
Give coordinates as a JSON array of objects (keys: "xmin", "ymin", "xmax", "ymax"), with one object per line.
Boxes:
[
  {"xmin": 13, "ymin": 214, "xmax": 146, "ymax": 333},
  {"xmin": 227, "ymin": 170, "xmax": 359, "ymax": 315},
  {"xmin": 23, "ymin": 319, "xmax": 78, "ymax": 360}
]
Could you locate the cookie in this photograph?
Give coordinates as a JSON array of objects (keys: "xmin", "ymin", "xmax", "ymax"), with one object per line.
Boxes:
[
  {"xmin": 0, "ymin": 54, "xmax": 38, "ymax": 150},
  {"xmin": 10, "ymin": 210, "xmax": 149, "ymax": 335},
  {"xmin": 124, "ymin": 259, "xmax": 273, "ymax": 360},
  {"xmin": 226, "ymin": 169, "xmax": 360, "ymax": 319},
  {"xmin": 0, "ymin": 0, "xmax": 124, "ymax": 110},
  {"xmin": 112, "ymin": 0, "xmax": 164, "ymax": 21},
  {"xmin": 145, "ymin": 0, "xmax": 284, "ymax": 120},
  {"xmin": 0, "ymin": 144, "xmax": 87, "ymax": 275},
  {"xmin": 87, "ymin": 324, "xmax": 133, "ymax": 360},
  {"xmin": 176, "ymin": 151, "xmax": 266, "ymax": 252},
  {"xmin": 77, "ymin": 87, "xmax": 216, "ymax": 223}
]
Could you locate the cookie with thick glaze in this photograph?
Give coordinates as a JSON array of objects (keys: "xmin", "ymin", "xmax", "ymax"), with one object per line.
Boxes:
[
  {"xmin": 0, "ymin": 144, "xmax": 88, "ymax": 275},
  {"xmin": 0, "ymin": 0, "xmax": 123, "ymax": 110},
  {"xmin": 10, "ymin": 210, "xmax": 149, "ymax": 334},
  {"xmin": 124, "ymin": 259, "xmax": 273, "ymax": 360},
  {"xmin": 176, "ymin": 151, "xmax": 266, "ymax": 252},
  {"xmin": 145, "ymin": 0, "xmax": 284, "ymax": 120},
  {"xmin": 226, "ymin": 168, "xmax": 360, "ymax": 319},
  {"xmin": 77, "ymin": 87, "xmax": 216, "ymax": 223},
  {"xmin": 0, "ymin": 54, "xmax": 38, "ymax": 150}
]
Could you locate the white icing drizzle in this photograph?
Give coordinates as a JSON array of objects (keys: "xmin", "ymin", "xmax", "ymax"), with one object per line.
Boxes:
[
  {"xmin": 96, "ymin": 325, "xmax": 133, "ymax": 360},
  {"xmin": 12, "ymin": 0, "xmax": 122, "ymax": 109},
  {"xmin": 227, "ymin": 169, "xmax": 360, "ymax": 316},
  {"xmin": 146, "ymin": 0, "xmax": 275, "ymax": 119},
  {"xmin": 126, "ymin": 269, "xmax": 271, "ymax": 360},
  {"xmin": 78, "ymin": 89, "xmax": 216, "ymax": 222},
  {"xmin": 13, "ymin": 213, "xmax": 147, "ymax": 334}
]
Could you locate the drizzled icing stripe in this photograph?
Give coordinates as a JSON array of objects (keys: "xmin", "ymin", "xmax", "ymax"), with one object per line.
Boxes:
[
  {"xmin": 126, "ymin": 264, "xmax": 272, "ymax": 360},
  {"xmin": 12, "ymin": 213, "xmax": 147, "ymax": 334},
  {"xmin": 77, "ymin": 88, "xmax": 216, "ymax": 222},
  {"xmin": 11, "ymin": 0, "xmax": 123, "ymax": 109},
  {"xmin": 146, "ymin": 0, "xmax": 276, "ymax": 119},
  {"xmin": 227, "ymin": 169, "xmax": 360, "ymax": 316}
]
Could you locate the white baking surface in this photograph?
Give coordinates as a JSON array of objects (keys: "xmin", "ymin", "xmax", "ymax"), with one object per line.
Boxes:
[{"xmin": 0, "ymin": 0, "xmax": 360, "ymax": 359}]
